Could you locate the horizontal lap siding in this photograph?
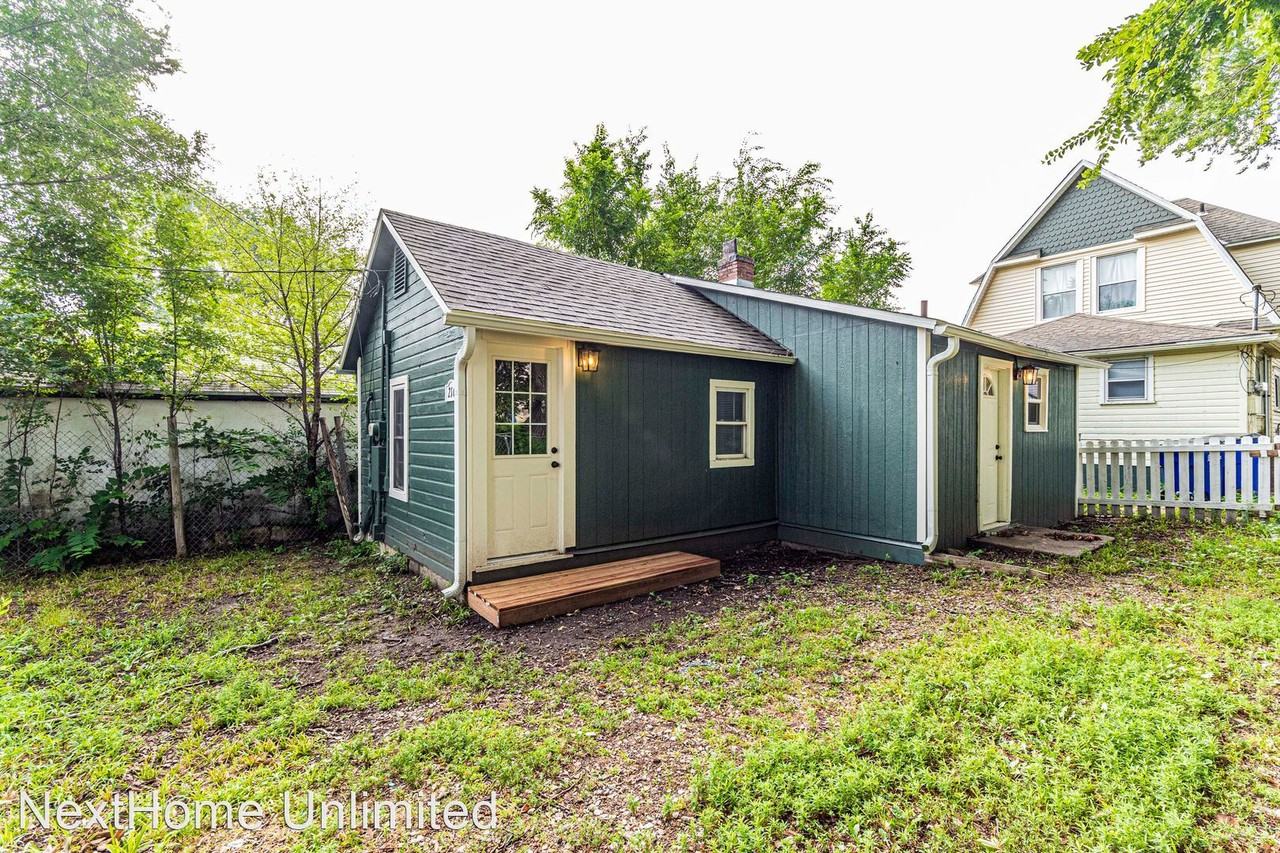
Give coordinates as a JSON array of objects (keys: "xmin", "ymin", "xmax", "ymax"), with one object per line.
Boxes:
[
  {"xmin": 360, "ymin": 255, "xmax": 461, "ymax": 580},
  {"xmin": 575, "ymin": 347, "xmax": 779, "ymax": 549},
  {"xmin": 1077, "ymin": 349, "xmax": 1246, "ymax": 439},
  {"xmin": 704, "ymin": 291, "xmax": 919, "ymax": 547}
]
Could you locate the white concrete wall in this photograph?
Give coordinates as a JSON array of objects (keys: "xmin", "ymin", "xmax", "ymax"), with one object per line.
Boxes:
[{"xmin": 1, "ymin": 396, "xmax": 350, "ymax": 511}]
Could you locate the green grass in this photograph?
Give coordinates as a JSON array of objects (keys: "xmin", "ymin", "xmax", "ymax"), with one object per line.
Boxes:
[{"xmin": 1, "ymin": 520, "xmax": 1278, "ymax": 850}]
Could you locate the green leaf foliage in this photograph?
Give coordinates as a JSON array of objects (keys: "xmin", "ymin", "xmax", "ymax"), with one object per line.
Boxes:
[
  {"xmin": 531, "ymin": 125, "xmax": 911, "ymax": 306},
  {"xmin": 1050, "ymin": 0, "xmax": 1280, "ymax": 174}
]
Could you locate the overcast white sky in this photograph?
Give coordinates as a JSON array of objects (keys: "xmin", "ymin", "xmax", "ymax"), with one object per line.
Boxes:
[{"xmin": 148, "ymin": 0, "xmax": 1280, "ymax": 322}]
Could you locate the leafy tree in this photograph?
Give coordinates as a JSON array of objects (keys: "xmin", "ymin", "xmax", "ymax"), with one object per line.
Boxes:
[
  {"xmin": 1049, "ymin": 0, "xmax": 1280, "ymax": 174},
  {"xmin": 530, "ymin": 124, "xmax": 653, "ymax": 266},
  {"xmin": 532, "ymin": 126, "xmax": 910, "ymax": 305},
  {"xmin": 218, "ymin": 174, "xmax": 362, "ymax": 516},
  {"xmin": 150, "ymin": 190, "xmax": 225, "ymax": 556},
  {"xmin": 1, "ymin": 0, "xmax": 201, "ymax": 538},
  {"xmin": 700, "ymin": 143, "xmax": 836, "ymax": 296},
  {"xmin": 818, "ymin": 213, "xmax": 912, "ymax": 310}
]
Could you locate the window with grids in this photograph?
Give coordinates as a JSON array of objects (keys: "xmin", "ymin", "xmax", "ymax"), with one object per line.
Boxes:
[
  {"xmin": 709, "ymin": 380, "xmax": 755, "ymax": 468},
  {"xmin": 1038, "ymin": 262, "xmax": 1077, "ymax": 320},
  {"xmin": 388, "ymin": 375, "xmax": 408, "ymax": 500},
  {"xmin": 1024, "ymin": 370, "xmax": 1048, "ymax": 431},
  {"xmin": 1104, "ymin": 357, "xmax": 1150, "ymax": 402},
  {"xmin": 1096, "ymin": 250, "xmax": 1139, "ymax": 312},
  {"xmin": 494, "ymin": 360, "xmax": 548, "ymax": 455}
]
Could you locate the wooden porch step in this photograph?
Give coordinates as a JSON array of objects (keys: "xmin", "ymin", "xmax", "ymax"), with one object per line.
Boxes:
[{"xmin": 467, "ymin": 551, "xmax": 720, "ymax": 628}]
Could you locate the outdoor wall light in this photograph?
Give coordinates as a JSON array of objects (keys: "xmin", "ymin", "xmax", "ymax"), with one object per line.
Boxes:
[
  {"xmin": 1016, "ymin": 362, "xmax": 1040, "ymax": 385},
  {"xmin": 577, "ymin": 343, "xmax": 600, "ymax": 373}
]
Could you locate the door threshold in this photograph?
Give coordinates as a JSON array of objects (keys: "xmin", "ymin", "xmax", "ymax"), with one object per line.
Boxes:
[
  {"xmin": 475, "ymin": 550, "xmax": 568, "ymax": 575},
  {"xmin": 979, "ymin": 522, "xmax": 1013, "ymax": 533}
]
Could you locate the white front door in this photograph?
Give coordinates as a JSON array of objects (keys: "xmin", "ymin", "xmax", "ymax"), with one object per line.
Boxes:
[
  {"xmin": 487, "ymin": 348, "xmax": 562, "ymax": 559},
  {"xmin": 978, "ymin": 358, "xmax": 1012, "ymax": 530}
]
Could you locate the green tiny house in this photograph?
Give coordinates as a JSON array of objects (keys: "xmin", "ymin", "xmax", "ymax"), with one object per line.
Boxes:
[{"xmin": 339, "ymin": 211, "xmax": 1104, "ymax": 597}]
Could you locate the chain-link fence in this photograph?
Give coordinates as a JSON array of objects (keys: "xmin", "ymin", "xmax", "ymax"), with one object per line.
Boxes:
[{"xmin": 0, "ymin": 395, "xmax": 348, "ymax": 572}]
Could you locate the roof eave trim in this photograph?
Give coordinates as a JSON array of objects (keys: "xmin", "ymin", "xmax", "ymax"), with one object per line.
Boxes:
[
  {"xmin": 670, "ymin": 275, "xmax": 937, "ymax": 329},
  {"xmin": 443, "ymin": 308, "xmax": 797, "ymax": 365},
  {"xmin": 933, "ymin": 323, "xmax": 1109, "ymax": 368},
  {"xmin": 1068, "ymin": 333, "xmax": 1278, "ymax": 356},
  {"xmin": 1224, "ymin": 232, "xmax": 1280, "ymax": 249},
  {"xmin": 339, "ymin": 212, "xmax": 455, "ymax": 371}
]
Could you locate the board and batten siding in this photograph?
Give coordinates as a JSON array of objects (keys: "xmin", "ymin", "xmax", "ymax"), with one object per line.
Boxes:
[
  {"xmin": 574, "ymin": 346, "xmax": 779, "ymax": 550},
  {"xmin": 360, "ymin": 246, "xmax": 462, "ymax": 581},
  {"xmin": 969, "ymin": 228, "xmax": 1256, "ymax": 336},
  {"xmin": 1077, "ymin": 348, "xmax": 1247, "ymax": 439},
  {"xmin": 934, "ymin": 341, "xmax": 1078, "ymax": 550},
  {"xmin": 702, "ymin": 289, "xmax": 921, "ymax": 562}
]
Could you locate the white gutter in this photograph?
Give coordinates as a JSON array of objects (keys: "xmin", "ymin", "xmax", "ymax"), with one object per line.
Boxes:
[
  {"xmin": 923, "ymin": 334, "xmax": 961, "ymax": 554},
  {"xmin": 442, "ymin": 327, "xmax": 477, "ymax": 600}
]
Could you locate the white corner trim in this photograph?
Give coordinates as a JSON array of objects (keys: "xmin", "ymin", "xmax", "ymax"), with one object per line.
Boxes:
[
  {"xmin": 441, "ymin": 327, "xmax": 476, "ymax": 600},
  {"xmin": 922, "ymin": 333, "xmax": 961, "ymax": 553},
  {"xmin": 387, "ymin": 373, "xmax": 409, "ymax": 501},
  {"xmin": 708, "ymin": 378, "xmax": 756, "ymax": 468}
]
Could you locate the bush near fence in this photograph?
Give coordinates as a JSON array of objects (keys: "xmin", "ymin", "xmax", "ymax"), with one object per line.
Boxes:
[{"xmin": 0, "ymin": 395, "xmax": 351, "ymax": 572}]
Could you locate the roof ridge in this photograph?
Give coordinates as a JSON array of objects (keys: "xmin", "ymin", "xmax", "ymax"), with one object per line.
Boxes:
[
  {"xmin": 1033, "ymin": 312, "xmax": 1262, "ymax": 336},
  {"xmin": 380, "ymin": 208, "xmax": 679, "ymax": 282}
]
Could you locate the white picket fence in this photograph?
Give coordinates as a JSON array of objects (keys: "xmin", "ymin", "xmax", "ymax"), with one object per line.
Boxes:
[{"xmin": 1078, "ymin": 436, "xmax": 1278, "ymax": 519}]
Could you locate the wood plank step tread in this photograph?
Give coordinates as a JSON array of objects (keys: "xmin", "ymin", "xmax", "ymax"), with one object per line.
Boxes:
[{"xmin": 467, "ymin": 551, "xmax": 720, "ymax": 628}]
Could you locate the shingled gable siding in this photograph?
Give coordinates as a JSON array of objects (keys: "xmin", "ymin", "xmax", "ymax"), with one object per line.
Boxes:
[
  {"xmin": 359, "ymin": 247, "xmax": 462, "ymax": 581},
  {"xmin": 701, "ymin": 290, "xmax": 922, "ymax": 563},
  {"xmin": 574, "ymin": 346, "xmax": 780, "ymax": 549},
  {"xmin": 1008, "ymin": 177, "xmax": 1182, "ymax": 260},
  {"xmin": 934, "ymin": 340, "xmax": 1078, "ymax": 550}
]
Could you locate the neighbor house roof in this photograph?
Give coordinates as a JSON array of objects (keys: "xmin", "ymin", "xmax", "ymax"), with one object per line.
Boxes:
[
  {"xmin": 1003, "ymin": 313, "xmax": 1276, "ymax": 355},
  {"xmin": 1173, "ymin": 198, "xmax": 1280, "ymax": 246},
  {"xmin": 379, "ymin": 210, "xmax": 793, "ymax": 362}
]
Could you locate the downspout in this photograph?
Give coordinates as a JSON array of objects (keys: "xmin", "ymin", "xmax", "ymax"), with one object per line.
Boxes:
[
  {"xmin": 442, "ymin": 326, "xmax": 477, "ymax": 600},
  {"xmin": 923, "ymin": 334, "xmax": 961, "ymax": 554}
]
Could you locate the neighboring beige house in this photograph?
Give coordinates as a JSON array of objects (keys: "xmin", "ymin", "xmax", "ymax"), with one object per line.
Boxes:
[{"xmin": 965, "ymin": 161, "xmax": 1280, "ymax": 440}]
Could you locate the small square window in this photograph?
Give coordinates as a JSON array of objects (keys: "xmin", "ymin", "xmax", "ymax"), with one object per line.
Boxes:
[
  {"xmin": 1103, "ymin": 357, "xmax": 1152, "ymax": 403},
  {"xmin": 709, "ymin": 380, "xmax": 755, "ymax": 468}
]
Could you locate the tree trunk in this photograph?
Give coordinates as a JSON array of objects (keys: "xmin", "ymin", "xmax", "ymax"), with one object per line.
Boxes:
[
  {"xmin": 107, "ymin": 395, "xmax": 127, "ymax": 536},
  {"xmin": 167, "ymin": 414, "xmax": 187, "ymax": 558}
]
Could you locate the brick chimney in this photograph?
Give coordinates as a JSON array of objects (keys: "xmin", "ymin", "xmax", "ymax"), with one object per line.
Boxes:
[{"xmin": 717, "ymin": 239, "xmax": 755, "ymax": 287}]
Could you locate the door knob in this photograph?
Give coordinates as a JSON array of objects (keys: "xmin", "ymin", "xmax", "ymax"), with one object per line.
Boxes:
[
  {"xmin": 995, "ymin": 455, "xmax": 1004, "ymax": 461},
  {"xmin": 550, "ymin": 460, "xmax": 561, "ymax": 468}
]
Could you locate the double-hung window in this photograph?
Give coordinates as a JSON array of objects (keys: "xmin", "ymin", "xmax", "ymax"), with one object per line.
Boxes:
[
  {"xmin": 1103, "ymin": 357, "xmax": 1152, "ymax": 403},
  {"xmin": 1037, "ymin": 261, "xmax": 1078, "ymax": 321},
  {"xmin": 1024, "ymin": 370, "xmax": 1048, "ymax": 432},
  {"xmin": 1095, "ymin": 250, "xmax": 1141, "ymax": 313},
  {"xmin": 388, "ymin": 375, "xmax": 409, "ymax": 500},
  {"xmin": 709, "ymin": 379, "xmax": 755, "ymax": 468}
]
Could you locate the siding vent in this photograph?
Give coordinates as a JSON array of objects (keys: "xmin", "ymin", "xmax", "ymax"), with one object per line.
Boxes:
[{"xmin": 392, "ymin": 249, "xmax": 410, "ymax": 297}]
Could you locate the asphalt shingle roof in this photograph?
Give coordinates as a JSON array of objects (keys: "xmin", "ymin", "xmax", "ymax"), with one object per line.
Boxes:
[
  {"xmin": 382, "ymin": 210, "xmax": 792, "ymax": 359},
  {"xmin": 1003, "ymin": 313, "xmax": 1270, "ymax": 354},
  {"xmin": 1174, "ymin": 198, "xmax": 1280, "ymax": 246}
]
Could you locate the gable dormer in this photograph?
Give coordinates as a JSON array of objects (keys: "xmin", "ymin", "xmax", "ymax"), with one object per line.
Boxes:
[{"xmin": 966, "ymin": 162, "xmax": 1271, "ymax": 336}]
